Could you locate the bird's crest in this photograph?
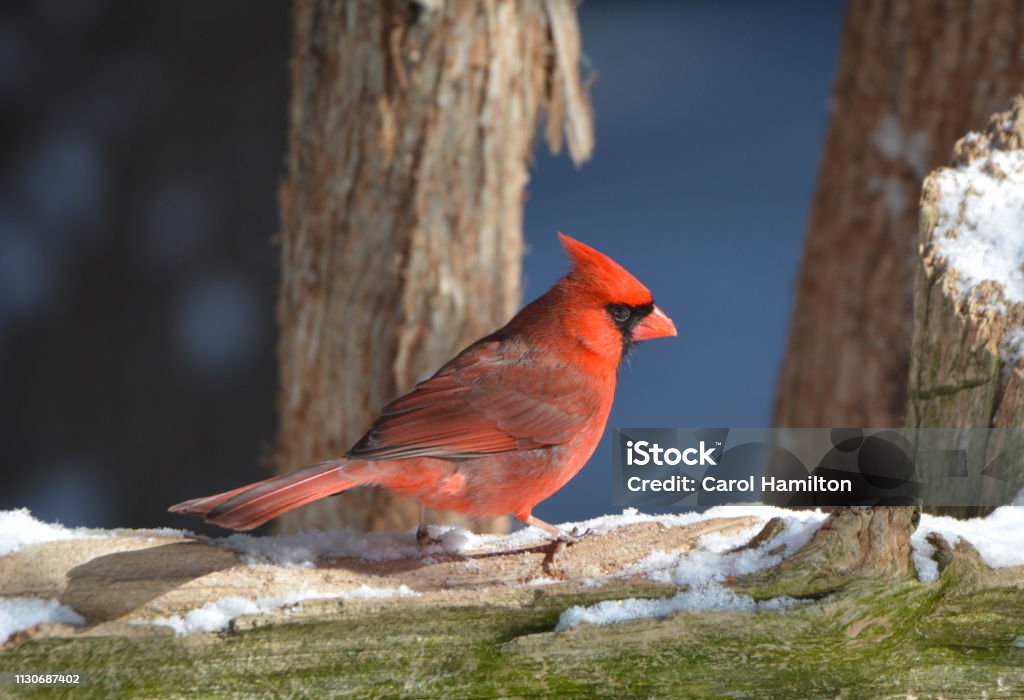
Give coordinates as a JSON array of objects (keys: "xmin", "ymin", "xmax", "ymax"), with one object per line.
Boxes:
[{"xmin": 558, "ymin": 233, "xmax": 652, "ymax": 306}]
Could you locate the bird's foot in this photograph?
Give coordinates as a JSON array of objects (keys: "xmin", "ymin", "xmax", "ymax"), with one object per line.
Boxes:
[
  {"xmin": 540, "ymin": 527, "xmax": 591, "ymax": 576},
  {"xmin": 541, "ymin": 539, "xmax": 568, "ymax": 577},
  {"xmin": 565, "ymin": 526, "xmax": 591, "ymax": 542},
  {"xmin": 416, "ymin": 526, "xmax": 444, "ymax": 554}
]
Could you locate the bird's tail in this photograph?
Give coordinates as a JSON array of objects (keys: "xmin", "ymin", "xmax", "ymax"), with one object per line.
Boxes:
[{"xmin": 168, "ymin": 460, "xmax": 358, "ymax": 531}]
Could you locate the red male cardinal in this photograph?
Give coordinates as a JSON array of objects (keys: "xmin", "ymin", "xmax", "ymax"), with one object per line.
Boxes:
[{"xmin": 170, "ymin": 234, "xmax": 676, "ymax": 550}]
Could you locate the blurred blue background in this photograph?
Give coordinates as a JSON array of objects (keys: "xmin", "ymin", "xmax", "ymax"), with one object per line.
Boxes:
[{"xmin": 0, "ymin": 0, "xmax": 846, "ymax": 530}]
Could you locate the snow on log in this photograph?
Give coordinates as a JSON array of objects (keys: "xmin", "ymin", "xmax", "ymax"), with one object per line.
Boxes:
[{"xmin": 4, "ymin": 506, "xmax": 1024, "ymax": 695}]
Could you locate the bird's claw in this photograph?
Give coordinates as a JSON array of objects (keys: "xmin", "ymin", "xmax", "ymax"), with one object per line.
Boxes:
[
  {"xmin": 554, "ymin": 526, "xmax": 591, "ymax": 545},
  {"xmin": 567, "ymin": 526, "xmax": 591, "ymax": 541},
  {"xmin": 416, "ymin": 527, "xmax": 444, "ymax": 554},
  {"xmin": 540, "ymin": 527, "xmax": 591, "ymax": 575},
  {"xmin": 541, "ymin": 539, "xmax": 568, "ymax": 576}
]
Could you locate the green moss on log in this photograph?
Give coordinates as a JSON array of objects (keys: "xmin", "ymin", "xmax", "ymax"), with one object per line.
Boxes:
[{"xmin": 3, "ymin": 563, "xmax": 1023, "ymax": 699}]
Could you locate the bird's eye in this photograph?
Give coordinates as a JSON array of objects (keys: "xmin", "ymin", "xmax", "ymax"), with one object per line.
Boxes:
[{"xmin": 609, "ymin": 304, "xmax": 631, "ymax": 324}]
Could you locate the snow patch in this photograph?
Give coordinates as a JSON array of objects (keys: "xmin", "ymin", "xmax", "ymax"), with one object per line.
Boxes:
[
  {"xmin": 911, "ymin": 506, "xmax": 1024, "ymax": 583},
  {"xmin": 632, "ymin": 509, "xmax": 823, "ymax": 587},
  {"xmin": 1004, "ymin": 328, "xmax": 1024, "ymax": 366},
  {"xmin": 526, "ymin": 577, "xmax": 562, "ymax": 587},
  {"xmin": 0, "ymin": 509, "xmax": 102, "ymax": 556},
  {"xmin": 0, "ymin": 597, "xmax": 85, "ymax": 644},
  {"xmin": 556, "ymin": 507, "xmax": 826, "ymax": 631},
  {"xmin": 910, "ymin": 535, "xmax": 940, "ymax": 585},
  {"xmin": 931, "ymin": 148, "xmax": 1024, "ymax": 306},
  {"xmin": 0, "ymin": 509, "xmax": 187, "ymax": 558},
  {"xmin": 144, "ymin": 585, "xmax": 417, "ymax": 636},
  {"xmin": 556, "ymin": 585, "xmax": 799, "ymax": 632}
]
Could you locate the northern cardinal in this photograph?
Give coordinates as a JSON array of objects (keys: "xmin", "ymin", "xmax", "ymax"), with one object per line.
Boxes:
[{"xmin": 170, "ymin": 234, "xmax": 676, "ymax": 550}]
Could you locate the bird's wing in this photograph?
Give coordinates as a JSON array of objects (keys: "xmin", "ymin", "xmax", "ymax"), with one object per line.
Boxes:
[{"xmin": 345, "ymin": 338, "xmax": 596, "ymax": 461}]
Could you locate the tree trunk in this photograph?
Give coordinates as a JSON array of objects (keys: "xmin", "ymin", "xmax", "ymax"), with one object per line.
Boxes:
[
  {"xmin": 908, "ymin": 97, "xmax": 1024, "ymax": 516},
  {"xmin": 273, "ymin": 0, "xmax": 593, "ymax": 533},
  {"xmin": 774, "ymin": 0, "xmax": 1024, "ymax": 428}
]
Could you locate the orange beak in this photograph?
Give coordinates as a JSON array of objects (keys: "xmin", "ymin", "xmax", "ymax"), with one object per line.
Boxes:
[{"xmin": 633, "ymin": 305, "xmax": 677, "ymax": 341}]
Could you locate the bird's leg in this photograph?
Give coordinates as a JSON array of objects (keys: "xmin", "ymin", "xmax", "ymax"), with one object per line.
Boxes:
[
  {"xmin": 526, "ymin": 515, "xmax": 591, "ymax": 542},
  {"xmin": 525, "ymin": 515, "xmax": 590, "ymax": 575},
  {"xmin": 416, "ymin": 505, "xmax": 443, "ymax": 553}
]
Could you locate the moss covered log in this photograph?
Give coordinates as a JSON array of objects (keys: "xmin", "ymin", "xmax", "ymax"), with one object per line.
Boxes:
[
  {"xmin": 3, "ymin": 558, "xmax": 1023, "ymax": 698},
  {"xmin": 2, "ymin": 509, "xmax": 1023, "ymax": 698}
]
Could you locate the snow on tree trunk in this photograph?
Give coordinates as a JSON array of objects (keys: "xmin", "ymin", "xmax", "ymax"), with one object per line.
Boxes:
[
  {"xmin": 908, "ymin": 97, "xmax": 1024, "ymax": 516},
  {"xmin": 274, "ymin": 0, "xmax": 593, "ymax": 533},
  {"xmin": 775, "ymin": 0, "xmax": 1024, "ymax": 428}
]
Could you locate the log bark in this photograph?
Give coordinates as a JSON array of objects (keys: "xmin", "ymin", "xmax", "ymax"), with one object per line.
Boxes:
[
  {"xmin": 4, "ymin": 511, "xmax": 1023, "ymax": 696},
  {"xmin": 775, "ymin": 0, "xmax": 1024, "ymax": 428},
  {"xmin": 275, "ymin": 0, "xmax": 593, "ymax": 533},
  {"xmin": 907, "ymin": 97, "xmax": 1024, "ymax": 515},
  {"xmin": 734, "ymin": 506, "xmax": 919, "ymax": 599}
]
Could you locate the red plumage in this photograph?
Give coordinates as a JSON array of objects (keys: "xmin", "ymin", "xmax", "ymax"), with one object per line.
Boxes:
[{"xmin": 169, "ymin": 234, "xmax": 676, "ymax": 537}]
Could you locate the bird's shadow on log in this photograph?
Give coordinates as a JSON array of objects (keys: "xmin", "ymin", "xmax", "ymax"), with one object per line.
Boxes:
[
  {"xmin": 59, "ymin": 537, "xmax": 559, "ymax": 623},
  {"xmin": 61, "ymin": 541, "xmax": 237, "ymax": 625},
  {"xmin": 315, "ymin": 547, "xmax": 536, "ymax": 573},
  {"xmin": 314, "ymin": 541, "xmax": 567, "ymax": 585}
]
